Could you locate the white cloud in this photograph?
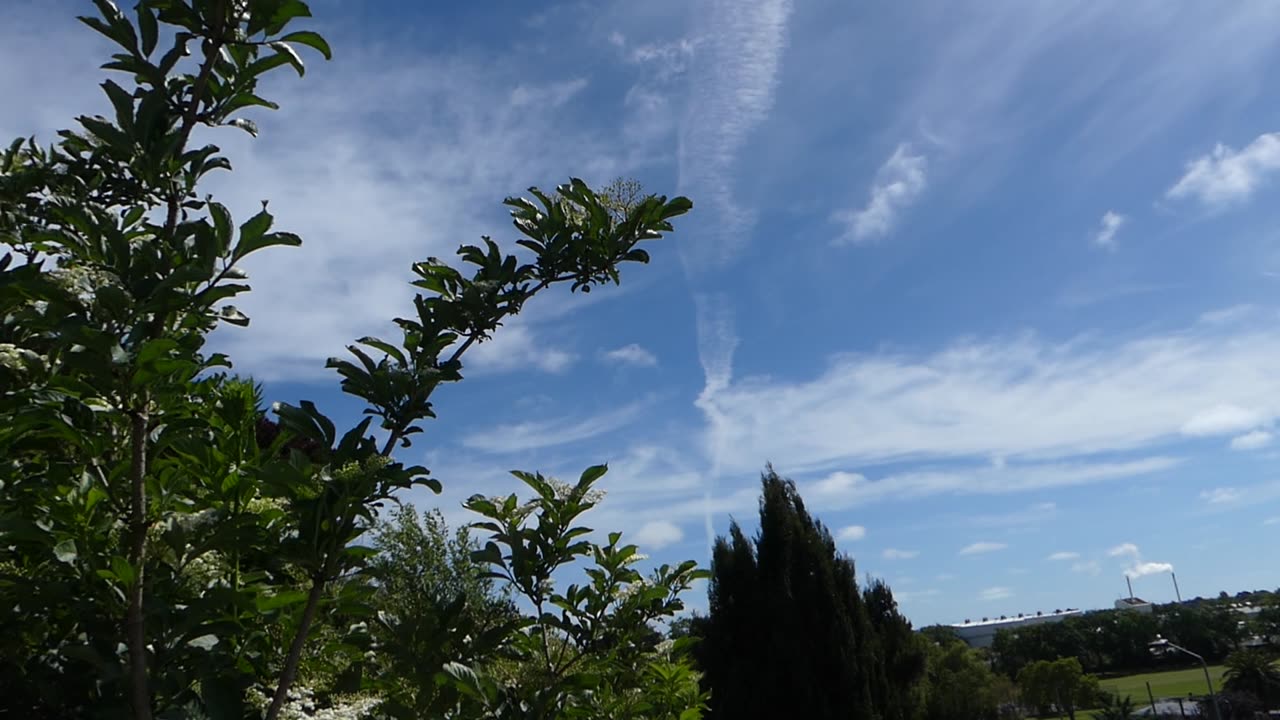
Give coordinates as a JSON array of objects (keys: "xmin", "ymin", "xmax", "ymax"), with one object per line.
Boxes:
[
  {"xmin": 883, "ymin": 548, "xmax": 919, "ymax": 560},
  {"xmin": 1231, "ymin": 429, "xmax": 1272, "ymax": 450},
  {"xmin": 695, "ymin": 314, "xmax": 1280, "ymax": 478},
  {"xmin": 833, "ymin": 143, "xmax": 928, "ymax": 244},
  {"xmin": 1108, "ymin": 542, "xmax": 1140, "ymax": 558},
  {"xmin": 1265, "ymin": 517, "xmax": 1280, "ymax": 526},
  {"xmin": 460, "ymin": 400, "xmax": 647, "ymax": 454},
  {"xmin": 813, "ymin": 471, "xmax": 866, "ymax": 497},
  {"xmin": 465, "ymin": 325, "xmax": 577, "ymax": 375},
  {"xmin": 632, "ymin": 520, "xmax": 685, "ymax": 549},
  {"xmin": 1108, "ymin": 542, "xmax": 1173, "ymax": 577},
  {"xmin": 836, "ymin": 525, "xmax": 867, "ymax": 542},
  {"xmin": 0, "ymin": 7, "xmax": 670, "ymax": 384},
  {"xmin": 602, "ymin": 343, "xmax": 658, "ymax": 367},
  {"xmin": 980, "ymin": 586, "xmax": 1012, "ymax": 601},
  {"xmin": 959, "ymin": 541, "xmax": 1008, "ymax": 556},
  {"xmin": 628, "ymin": 38, "xmax": 697, "ymax": 81},
  {"xmin": 802, "ymin": 456, "xmax": 1176, "ymax": 509},
  {"xmin": 1047, "ymin": 551, "xmax": 1080, "ymax": 561},
  {"xmin": 1093, "ymin": 211, "xmax": 1126, "ymax": 249},
  {"xmin": 1127, "ymin": 561, "xmax": 1174, "ymax": 578},
  {"xmin": 1181, "ymin": 403, "xmax": 1262, "ymax": 437},
  {"xmin": 1200, "ymin": 487, "xmax": 1242, "ymax": 505},
  {"xmin": 1167, "ymin": 132, "xmax": 1280, "ymax": 207},
  {"xmin": 678, "ymin": 0, "xmax": 793, "ymax": 268}
]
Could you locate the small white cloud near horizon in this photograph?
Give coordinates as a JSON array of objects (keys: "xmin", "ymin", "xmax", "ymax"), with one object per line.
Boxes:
[
  {"xmin": 1200, "ymin": 487, "xmax": 1243, "ymax": 505},
  {"xmin": 1231, "ymin": 429, "xmax": 1272, "ymax": 451},
  {"xmin": 833, "ymin": 143, "xmax": 927, "ymax": 244},
  {"xmin": 632, "ymin": 520, "xmax": 684, "ymax": 549},
  {"xmin": 883, "ymin": 548, "xmax": 919, "ymax": 560},
  {"xmin": 602, "ymin": 343, "xmax": 658, "ymax": 367},
  {"xmin": 1093, "ymin": 211, "xmax": 1126, "ymax": 249},
  {"xmin": 837, "ymin": 525, "xmax": 867, "ymax": 542},
  {"xmin": 959, "ymin": 541, "xmax": 1008, "ymax": 556},
  {"xmin": 1047, "ymin": 551, "xmax": 1080, "ymax": 561},
  {"xmin": 1108, "ymin": 542, "xmax": 1174, "ymax": 578},
  {"xmin": 1167, "ymin": 132, "xmax": 1280, "ymax": 207},
  {"xmin": 980, "ymin": 586, "xmax": 1012, "ymax": 601}
]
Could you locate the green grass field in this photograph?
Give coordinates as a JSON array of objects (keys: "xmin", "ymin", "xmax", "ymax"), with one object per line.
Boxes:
[{"xmin": 1099, "ymin": 665, "xmax": 1227, "ymax": 701}]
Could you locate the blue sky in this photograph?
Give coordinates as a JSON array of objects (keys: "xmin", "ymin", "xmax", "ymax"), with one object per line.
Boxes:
[{"xmin": 5, "ymin": 0, "xmax": 1280, "ymax": 625}]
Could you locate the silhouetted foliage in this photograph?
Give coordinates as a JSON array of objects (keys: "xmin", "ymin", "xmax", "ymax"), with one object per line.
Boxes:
[{"xmin": 697, "ymin": 466, "xmax": 926, "ymax": 720}]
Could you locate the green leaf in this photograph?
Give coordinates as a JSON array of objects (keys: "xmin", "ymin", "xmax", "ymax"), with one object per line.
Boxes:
[
  {"xmin": 100, "ymin": 79, "xmax": 134, "ymax": 133},
  {"xmin": 237, "ymin": 209, "xmax": 273, "ymax": 250},
  {"xmin": 219, "ymin": 306, "xmax": 250, "ymax": 326},
  {"xmin": 268, "ymin": 41, "xmax": 305, "ymax": 77},
  {"xmin": 279, "ymin": 30, "xmax": 332, "ymax": 60},
  {"xmin": 578, "ymin": 464, "xmax": 608, "ymax": 488},
  {"xmin": 225, "ymin": 118, "xmax": 258, "ymax": 137},
  {"xmin": 137, "ymin": 3, "xmax": 158, "ymax": 56},
  {"xmin": 222, "ymin": 93, "xmax": 280, "ymax": 115},
  {"xmin": 209, "ymin": 202, "xmax": 232, "ymax": 251},
  {"xmin": 54, "ymin": 539, "xmax": 77, "ymax": 564},
  {"xmin": 111, "ymin": 556, "xmax": 137, "ymax": 585}
]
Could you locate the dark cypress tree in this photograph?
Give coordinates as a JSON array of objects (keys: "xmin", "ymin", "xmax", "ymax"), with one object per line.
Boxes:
[{"xmin": 700, "ymin": 466, "xmax": 923, "ymax": 719}]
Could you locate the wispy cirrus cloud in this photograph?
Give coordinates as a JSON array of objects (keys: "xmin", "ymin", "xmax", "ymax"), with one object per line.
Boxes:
[
  {"xmin": 1167, "ymin": 132, "xmax": 1280, "ymax": 208},
  {"xmin": 832, "ymin": 143, "xmax": 927, "ymax": 244},
  {"xmin": 678, "ymin": 0, "xmax": 793, "ymax": 269},
  {"xmin": 1047, "ymin": 551, "xmax": 1080, "ymax": 561},
  {"xmin": 1200, "ymin": 487, "xmax": 1243, "ymax": 505},
  {"xmin": 959, "ymin": 541, "xmax": 1008, "ymax": 556},
  {"xmin": 697, "ymin": 310, "xmax": 1280, "ymax": 477},
  {"xmin": 460, "ymin": 400, "xmax": 648, "ymax": 454}
]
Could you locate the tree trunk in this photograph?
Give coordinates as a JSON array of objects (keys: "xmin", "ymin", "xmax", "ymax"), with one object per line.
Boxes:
[{"xmin": 127, "ymin": 403, "xmax": 152, "ymax": 720}]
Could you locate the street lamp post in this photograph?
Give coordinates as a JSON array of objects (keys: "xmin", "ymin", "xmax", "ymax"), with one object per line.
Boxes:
[{"xmin": 1148, "ymin": 636, "xmax": 1220, "ymax": 720}]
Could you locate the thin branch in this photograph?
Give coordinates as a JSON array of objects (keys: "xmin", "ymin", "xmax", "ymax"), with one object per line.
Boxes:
[
  {"xmin": 125, "ymin": 400, "xmax": 151, "ymax": 720},
  {"xmin": 124, "ymin": 6, "xmax": 226, "ymax": 718},
  {"xmin": 264, "ymin": 577, "xmax": 327, "ymax": 720}
]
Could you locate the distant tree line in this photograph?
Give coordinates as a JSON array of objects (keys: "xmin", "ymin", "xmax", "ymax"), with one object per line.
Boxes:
[{"xmin": 988, "ymin": 598, "xmax": 1279, "ymax": 677}]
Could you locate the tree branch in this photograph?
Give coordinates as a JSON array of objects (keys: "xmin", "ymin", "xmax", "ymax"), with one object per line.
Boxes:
[
  {"xmin": 126, "ymin": 400, "xmax": 151, "ymax": 720},
  {"xmin": 265, "ymin": 577, "xmax": 327, "ymax": 720}
]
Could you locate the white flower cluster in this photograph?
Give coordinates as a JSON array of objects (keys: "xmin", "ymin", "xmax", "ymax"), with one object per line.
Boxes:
[
  {"xmin": 547, "ymin": 478, "xmax": 606, "ymax": 505},
  {"xmin": 182, "ymin": 550, "xmax": 226, "ymax": 588},
  {"xmin": 248, "ymin": 685, "xmax": 381, "ymax": 720},
  {"xmin": 49, "ymin": 263, "xmax": 117, "ymax": 302},
  {"xmin": 245, "ymin": 495, "xmax": 289, "ymax": 516},
  {"xmin": 0, "ymin": 343, "xmax": 35, "ymax": 371}
]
